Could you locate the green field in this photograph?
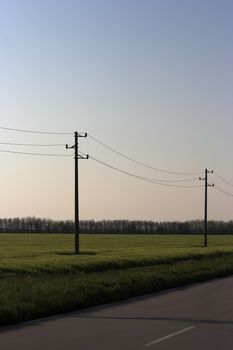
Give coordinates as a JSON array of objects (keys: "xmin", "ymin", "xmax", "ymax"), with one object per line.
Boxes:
[{"xmin": 1, "ymin": 234, "xmax": 233, "ymax": 326}]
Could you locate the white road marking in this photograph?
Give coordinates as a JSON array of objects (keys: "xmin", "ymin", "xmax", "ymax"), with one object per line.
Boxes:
[{"xmin": 145, "ymin": 326, "xmax": 195, "ymax": 346}]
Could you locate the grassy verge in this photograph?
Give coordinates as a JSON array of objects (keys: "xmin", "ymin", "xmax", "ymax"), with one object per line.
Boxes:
[
  {"xmin": 1, "ymin": 234, "xmax": 233, "ymax": 274},
  {"xmin": 1, "ymin": 234, "xmax": 233, "ymax": 326}
]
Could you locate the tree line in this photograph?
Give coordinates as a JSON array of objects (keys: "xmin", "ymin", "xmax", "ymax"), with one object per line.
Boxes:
[{"xmin": 0, "ymin": 217, "xmax": 233, "ymax": 234}]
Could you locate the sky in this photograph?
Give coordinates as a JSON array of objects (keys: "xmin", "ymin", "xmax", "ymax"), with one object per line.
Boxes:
[{"xmin": 0, "ymin": 0, "xmax": 232, "ymax": 221}]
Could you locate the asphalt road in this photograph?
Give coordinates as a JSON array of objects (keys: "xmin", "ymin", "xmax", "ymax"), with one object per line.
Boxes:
[{"xmin": 1, "ymin": 276, "xmax": 233, "ymax": 350}]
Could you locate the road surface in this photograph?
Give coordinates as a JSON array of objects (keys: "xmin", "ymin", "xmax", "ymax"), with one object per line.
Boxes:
[{"xmin": 1, "ymin": 276, "xmax": 233, "ymax": 349}]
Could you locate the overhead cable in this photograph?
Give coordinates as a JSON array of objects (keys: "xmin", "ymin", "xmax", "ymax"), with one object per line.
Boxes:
[
  {"xmin": 0, "ymin": 126, "xmax": 73, "ymax": 135},
  {"xmin": 90, "ymin": 155, "xmax": 203, "ymax": 188},
  {"xmin": 0, "ymin": 149, "xmax": 72, "ymax": 157},
  {"xmin": 0, "ymin": 142, "xmax": 65, "ymax": 147},
  {"xmin": 214, "ymin": 172, "xmax": 233, "ymax": 187},
  {"xmin": 214, "ymin": 185, "xmax": 233, "ymax": 197},
  {"xmin": 88, "ymin": 133, "xmax": 202, "ymax": 176}
]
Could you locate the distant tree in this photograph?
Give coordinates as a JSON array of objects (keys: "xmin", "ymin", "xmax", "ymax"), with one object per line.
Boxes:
[{"xmin": 0, "ymin": 217, "xmax": 233, "ymax": 234}]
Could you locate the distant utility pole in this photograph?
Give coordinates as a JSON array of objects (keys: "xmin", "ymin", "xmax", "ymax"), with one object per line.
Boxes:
[
  {"xmin": 66, "ymin": 132, "xmax": 88, "ymax": 254},
  {"xmin": 199, "ymin": 169, "xmax": 214, "ymax": 247}
]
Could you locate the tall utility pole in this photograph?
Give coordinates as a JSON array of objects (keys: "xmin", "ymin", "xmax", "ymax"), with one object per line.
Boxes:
[
  {"xmin": 66, "ymin": 132, "xmax": 88, "ymax": 254},
  {"xmin": 199, "ymin": 169, "xmax": 214, "ymax": 247}
]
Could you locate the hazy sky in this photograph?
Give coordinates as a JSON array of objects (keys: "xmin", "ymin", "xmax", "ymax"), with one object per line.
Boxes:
[{"xmin": 0, "ymin": 0, "xmax": 232, "ymax": 221}]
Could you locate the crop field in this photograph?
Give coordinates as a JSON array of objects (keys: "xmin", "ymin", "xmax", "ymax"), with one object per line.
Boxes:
[{"xmin": 1, "ymin": 233, "xmax": 233, "ymax": 326}]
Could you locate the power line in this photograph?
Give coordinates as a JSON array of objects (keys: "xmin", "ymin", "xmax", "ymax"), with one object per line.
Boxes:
[
  {"xmin": 214, "ymin": 185, "xmax": 233, "ymax": 197},
  {"xmin": 0, "ymin": 126, "xmax": 73, "ymax": 135},
  {"xmin": 90, "ymin": 155, "xmax": 203, "ymax": 188},
  {"xmin": 0, "ymin": 149, "xmax": 72, "ymax": 157},
  {"xmin": 214, "ymin": 172, "xmax": 233, "ymax": 187},
  {"xmin": 88, "ymin": 133, "xmax": 202, "ymax": 176},
  {"xmin": 0, "ymin": 142, "xmax": 65, "ymax": 147},
  {"xmin": 80, "ymin": 152, "xmax": 197, "ymax": 183}
]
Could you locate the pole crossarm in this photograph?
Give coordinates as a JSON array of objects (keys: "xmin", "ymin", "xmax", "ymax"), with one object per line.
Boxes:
[
  {"xmin": 66, "ymin": 143, "xmax": 89, "ymax": 159},
  {"xmin": 208, "ymin": 183, "xmax": 215, "ymax": 187},
  {"xmin": 66, "ymin": 133, "xmax": 89, "ymax": 160}
]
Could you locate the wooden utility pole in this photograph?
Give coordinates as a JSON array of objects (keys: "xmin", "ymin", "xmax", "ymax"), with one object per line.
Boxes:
[
  {"xmin": 199, "ymin": 169, "xmax": 214, "ymax": 247},
  {"xmin": 66, "ymin": 132, "xmax": 88, "ymax": 254}
]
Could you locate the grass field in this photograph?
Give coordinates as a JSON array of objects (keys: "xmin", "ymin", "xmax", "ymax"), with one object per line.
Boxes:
[{"xmin": 1, "ymin": 234, "xmax": 233, "ymax": 326}]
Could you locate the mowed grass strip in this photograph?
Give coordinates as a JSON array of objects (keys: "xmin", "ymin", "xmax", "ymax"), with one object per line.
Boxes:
[{"xmin": 1, "ymin": 234, "xmax": 233, "ymax": 326}]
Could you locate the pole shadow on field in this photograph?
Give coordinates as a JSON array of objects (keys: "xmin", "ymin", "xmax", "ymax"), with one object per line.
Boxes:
[{"xmin": 55, "ymin": 251, "xmax": 97, "ymax": 256}]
